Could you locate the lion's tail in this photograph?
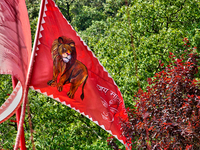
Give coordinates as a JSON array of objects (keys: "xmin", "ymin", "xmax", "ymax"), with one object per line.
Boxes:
[{"xmin": 80, "ymin": 75, "xmax": 88, "ymax": 100}]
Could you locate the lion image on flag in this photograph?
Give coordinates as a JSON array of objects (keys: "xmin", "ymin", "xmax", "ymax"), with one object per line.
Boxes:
[{"xmin": 47, "ymin": 36, "xmax": 88, "ymax": 100}]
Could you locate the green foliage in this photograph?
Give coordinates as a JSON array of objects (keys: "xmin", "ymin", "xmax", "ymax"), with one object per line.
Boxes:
[
  {"xmin": 26, "ymin": 90, "xmax": 116, "ymax": 149},
  {"xmin": 1, "ymin": 0, "xmax": 200, "ymax": 149},
  {"xmin": 71, "ymin": 6, "xmax": 106, "ymax": 31},
  {"xmin": 0, "ymin": 75, "xmax": 17, "ymax": 149},
  {"xmin": 79, "ymin": 0, "xmax": 200, "ymax": 107},
  {"xmin": 0, "ymin": 75, "xmax": 12, "ymax": 106},
  {"xmin": 26, "ymin": 0, "xmax": 40, "ymax": 44}
]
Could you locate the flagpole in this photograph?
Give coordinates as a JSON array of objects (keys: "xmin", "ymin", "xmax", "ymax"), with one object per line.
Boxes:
[
  {"xmin": 12, "ymin": 77, "xmax": 26, "ymax": 150},
  {"xmin": 14, "ymin": 0, "xmax": 45, "ymax": 149}
]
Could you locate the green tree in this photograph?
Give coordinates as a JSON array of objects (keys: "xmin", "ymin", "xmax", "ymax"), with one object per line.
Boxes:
[
  {"xmin": 1, "ymin": 0, "xmax": 200, "ymax": 149},
  {"xmin": 79, "ymin": 0, "xmax": 200, "ymax": 107},
  {"xmin": 26, "ymin": 90, "xmax": 115, "ymax": 149},
  {"xmin": 0, "ymin": 75, "xmax": 18, "ymax": 149}
]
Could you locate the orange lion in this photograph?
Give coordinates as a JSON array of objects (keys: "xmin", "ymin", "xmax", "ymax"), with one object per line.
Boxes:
[{"xmin": 47, "ymin": 36, "xmax": 88, "ymax": 100}]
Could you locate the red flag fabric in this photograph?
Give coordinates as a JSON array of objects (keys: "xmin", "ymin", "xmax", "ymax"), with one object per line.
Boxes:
[
  {"xmin": 0, "ymin": 0, "xmax": 31, "ymax": 123},
  {"xmin": 30, "ymin": 0, "xmax": 129, "ymax": 146}
]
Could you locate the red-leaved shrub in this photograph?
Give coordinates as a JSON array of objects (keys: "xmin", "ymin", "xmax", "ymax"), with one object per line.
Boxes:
[
  {"xmin": 107, "ymin": 136, "xmax": 120, "ymax": 150},
  {"xmin": 121, "ymin": 43, "xmax": 200, "ymax": 149}
]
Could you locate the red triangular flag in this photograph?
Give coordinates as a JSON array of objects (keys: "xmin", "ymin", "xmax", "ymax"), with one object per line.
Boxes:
[
  {"xmin": 30, "ymin": 0, "xmax": 129, "ymax": 147},
  {"xmin": 0, "ymin": 0, "xmax": 32, "ymax": 123}
]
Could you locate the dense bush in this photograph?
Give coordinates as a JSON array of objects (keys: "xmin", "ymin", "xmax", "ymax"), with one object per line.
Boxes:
[{"xmin": 121, "ymin": 42, "xmax": 200, "ymax": 149}]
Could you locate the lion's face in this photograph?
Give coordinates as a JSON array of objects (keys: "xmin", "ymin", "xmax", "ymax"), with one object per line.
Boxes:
[{"xmin": 58, "ymin": 44, "xmax": 73, "ymax": 63}]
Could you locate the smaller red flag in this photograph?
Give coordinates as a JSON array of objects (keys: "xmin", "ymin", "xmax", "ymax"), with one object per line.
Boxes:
[
  {"xmin": 30, "ymin": 0, "xmax": 130, "ymax": 148},
  {"xmin": 0, "ymin": 0, "xmax": 32, "ymax": 123}
]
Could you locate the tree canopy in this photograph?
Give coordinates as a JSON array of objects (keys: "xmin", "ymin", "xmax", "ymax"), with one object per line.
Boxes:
[{"xmin": 0, "ymin": 0, "xmax": 200, "ymax": 149}]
